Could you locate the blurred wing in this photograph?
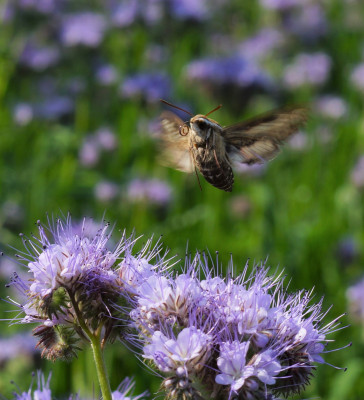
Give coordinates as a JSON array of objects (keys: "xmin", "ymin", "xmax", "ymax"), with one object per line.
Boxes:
[
  {"xmin": 223, "ymin": 107, "xmax": 308, "ymax": 165},
  {"xmin": 158, "ymin": 111, "xmax": 193, "ymax": 173}
]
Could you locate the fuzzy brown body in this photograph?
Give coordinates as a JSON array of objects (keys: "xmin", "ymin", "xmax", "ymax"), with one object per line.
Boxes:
[
  {"xmin": 188, "ymin": 115, "xmax": 234, "ymax": 192},
  {"xmin": 159, "ymin": 105, "xmax": 308, "ymax": 192}
]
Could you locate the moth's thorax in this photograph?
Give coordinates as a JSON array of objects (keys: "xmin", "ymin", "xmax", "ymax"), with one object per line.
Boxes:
[{"xmin": 189, "ymin": 115, "xmax": 222, "ymax": 142}]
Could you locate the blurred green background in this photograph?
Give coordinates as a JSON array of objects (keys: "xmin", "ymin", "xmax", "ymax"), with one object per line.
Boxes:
[{"xmin": 1, "ymin": 0, "xmax": 364, "ymax": 398}]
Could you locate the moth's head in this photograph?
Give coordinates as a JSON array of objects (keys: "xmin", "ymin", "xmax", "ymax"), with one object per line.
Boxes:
[{"xmin": 190, "ymin": 115, "xmax": 221, "ymax": 137}]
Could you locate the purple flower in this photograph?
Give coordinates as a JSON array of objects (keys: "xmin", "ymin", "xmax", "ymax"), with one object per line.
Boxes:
[
  {"xmin": 126, "ymin": 178, "xmax": 172, "ymax": 206},
  {"xmin": 112, "ymin": 378, "xmax": 148, "ymax": 400},
  {"xmin": 120, "ymin": 73, "xmax": 171, "ymax": 103},
  {"xmin": 20, "ymin": 43, "xmax": 60, "ymax": 71},
  {"xmin": 350, "ymin": 63, "xmax": 364, "ymax": 91},
  {"xmin": 239, "ymin": 28, "xmax": 284, "ymax": 60},
  {"xmin": 96, "ymin": 64, "xmax": 119, "ymax": 85},
  {"xmin": 12, "ymin": 371, "xmax": 52, "ymax": 400},
  {"xmin": 34, "ymin": 96, "xmax": 73, "ymax": 120},
  {"xmin": 17, "ymin": 0, "xmax": 60, "ymax": 14},
  {"xmin": 60, "ymin": 13, "xmax": 107, "ymax": 47},
  {"xmin": 315, "ymin": 95, "xmax": 348, "ymax": 119},
  {"xmin": 94, "ymin": 181, "xmax": 119, "ymax": 202},
  {"xmin": 131, "ymin": 255, "xmax": 345, "ymax": 399},
  {"xmin": 283, "ymin": 52, "xmax": 331, "ymax": 88},
  {"xmin": 0, "ymin": 333, "xmax": 38, "ymax": 364},
  {"xmin": 13, "ymin": 103, "xmax": 33, "ymax": 126},
  {"xmin": 143, "ymin": 327, "xmax": 212, "ymax": 374},
  {"xmin": 215, "ymin": 341, "xmax": 255, "ymax": 391},
  {"xmin": 170, "ymin": 0, "xmax": 209, "ymax": 20},
  {"xmin": 95, "ymin": 127, "xmax": 118, "ymax": 151},
  {"xmin": 185, "ymin": 56, "xmax": 271, "ymax": 88},
  {"xmin": 110, "ymin": 0, "xmax": 139, "ymax": 27}
]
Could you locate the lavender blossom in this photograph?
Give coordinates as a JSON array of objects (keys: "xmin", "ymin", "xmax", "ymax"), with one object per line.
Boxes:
[
  {"xmin": 185, "ymin": 56, "xmax": 271, "ymax": 88},
  {"xmin": 94, "ymin": 181, "xmax": 119, "ymax": 202},
  {"xmin": 130, "ymin": 255, "xmax": 345, "ymax": 399},
  {"xmin": 315, "ymin": 95, "xmax": 348, "ymax": 119},
  {"xmin": 126, "ymin": 178, "xmax": 172, "ymax": 206},
  {"xmin": 120, "ymin": 73, "xmax": 171, "ymax": 103},
  {"xmin": 60, "ymin": 13, "xmax": 107, "ymax": 47},
  {"xmin": 283, "ymin": 52, "xmax": 331, "ymax": 88},
  {"xmin": 20, "ymin": 43, "xmax": 60, "ymax": 71},
  {"xmin": 96, "ymin": 64, "xmax": 119, "ymax": 85}
]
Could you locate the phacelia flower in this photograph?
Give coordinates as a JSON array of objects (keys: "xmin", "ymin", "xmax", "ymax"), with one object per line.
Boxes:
[
  {"xmin": 5, "ymin": 216, "xmax": 169, "ymax": 361},
  {"xmin": 131, "ymin": 254, "xmax": 345, "ymax": 400}
]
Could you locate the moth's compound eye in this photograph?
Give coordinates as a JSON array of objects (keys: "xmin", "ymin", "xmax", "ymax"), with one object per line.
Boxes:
[
  {"xmin": 195, "ymin": 120, "xmax": 205, "ymax": 129},
  {"xmin": 179, "ymin": 124, "xmax": 189, "ymax": 136}
]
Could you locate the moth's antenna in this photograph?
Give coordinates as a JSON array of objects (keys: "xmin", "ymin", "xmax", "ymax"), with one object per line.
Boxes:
[
  {"xmin": 160, "ymin": 99, "xmax": 193, "ymax": 116},
  {"xmin": 205, "ymin": 104, "xmax": 222, "ymax": 117}
]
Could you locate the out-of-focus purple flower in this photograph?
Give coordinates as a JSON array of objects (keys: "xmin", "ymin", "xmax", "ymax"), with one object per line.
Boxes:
[
  {"xmin": 186, "ymin": 56, "xmax": 271, "ymax": 88},
  {"xmin": 260, "ymin": 0, "xmax": 307, "ymax": 10},
  {"xmin": 120, "ymin": 73, "xmax": 171, "ymax": 103},
  {"xmin": 283, "ymin": 52, "xmax": 331, "ymax": 88},
  {"xmin": 95, "ymin": 127, "xmax": 118, "ymax": 150},
  {"xmin": 112, "ymin": 378, "xmax": 148, "ymax": 400},
  {"xmin": 17, "ymin": 0, "xmax": 60, "ymax": 14},
  {"xmin": 0, "ymin": 333, "xmax": 38, "ymax": 364},
  {"xmin": 347, "ymin": 277, "xmax": 364, "ymax": 324},
  {"xmin": 12, "ymin": 371, "xmax": 52, "ymax": 400},
  {"xmin": 94, "ymin": 181, "xmax": 119, "ymax": 202},
  {"xmin": 13, "ymin": 103, "xmax": 33, "ymax": 126},
  {"xmin": 79, "ymin": 128, "xmax": 117, "ymax": 167},
  {"xmin": 60, "ymin": 13, "xmax": 107, "ymax": 47},
  {"xmin": 288, "ymin": 131, "xmax": 310, "ymax": 151},
  {"xmin": 171, "ymin": 0, "xmax": 209, "ymax": 20},
  {"xmin": 350, "ymin": 63, "xmax": 364, "ymax": 91},
  {"xmin": 351, "ymin": 155, "xmax": 364, "ymax": 188},
  {"xmin": 239, "ymin": 28, "xmax": 284, "ymax": 60},
  {"xmin": 96, "ymin": 64, "xmax": 119, "ymax": 85},
  {"xmin": 1, "ymin": 2, "xmax": 14, "ymax": 23},
  {"xmin": 127, "ymin": 178, "xmax": 172, "ymax": 206},
  {"xmin": 284, "ymin": 4, "xmax": 328, "ymax": 40},
  {"xmin": 315, "ymin": 95, "xmax": 348, "ymax": 119},
  {"xmin": 79, "ymin": 137, "xmax": 100, "ymax": 167},
  {"xmin": 20, "ymin": 43, "xmax": 60, "ymax": 71},
  {"xmin": 110, "ymin": 0, "xmax": 141, "ymax": 27},
  {"xmin": 34, "ymin": 96, "xmax": 73, "ymax": 120}
]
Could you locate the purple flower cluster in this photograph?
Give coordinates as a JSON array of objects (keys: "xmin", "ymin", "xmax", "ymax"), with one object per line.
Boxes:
[
  {"xmin": 283, "ymin": 52, "xmax": 331, "ymax": 88},
  {"xmin": 129, "ymin": 255, "xmax": 343, "ymax": 399},
  {"xmin": 126, "ymin": 178, "xmax": 173, "ymax": 206},
  {"xmin": 6, "ymin": 217, "xmax": 345, "ymax": 398},
  {"xmin": 10, "ymin": 372, "xmax": 147, "ymax": 400},
  {"xmin": 6, "ymin": 216, "xmax": 169, "ymax": 361}
]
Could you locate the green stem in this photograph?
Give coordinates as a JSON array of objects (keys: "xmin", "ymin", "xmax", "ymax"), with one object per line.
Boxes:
[
  {"xmin": 67, "ymin": 290, "xmax": 112, "ymax": 400},
  {"xmin": 90, "ymin": 334, "xmax": 113, "ymax": 400}
]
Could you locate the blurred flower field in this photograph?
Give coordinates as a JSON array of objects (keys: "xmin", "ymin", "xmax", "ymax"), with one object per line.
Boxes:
[{"xmin": 0, "ymin": 0, "xmax": 364, "ymax": 399}]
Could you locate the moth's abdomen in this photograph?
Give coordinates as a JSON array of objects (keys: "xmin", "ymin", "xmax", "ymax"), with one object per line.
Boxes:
[{"xmin": 197, "ymin": 156, "xmax": 234, "ymax": 192}]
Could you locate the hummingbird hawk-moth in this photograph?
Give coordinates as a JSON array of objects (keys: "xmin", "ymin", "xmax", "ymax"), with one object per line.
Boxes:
[{"xmin": 159, "ymin": 100, "xmax": 308, "ymax": 192}]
